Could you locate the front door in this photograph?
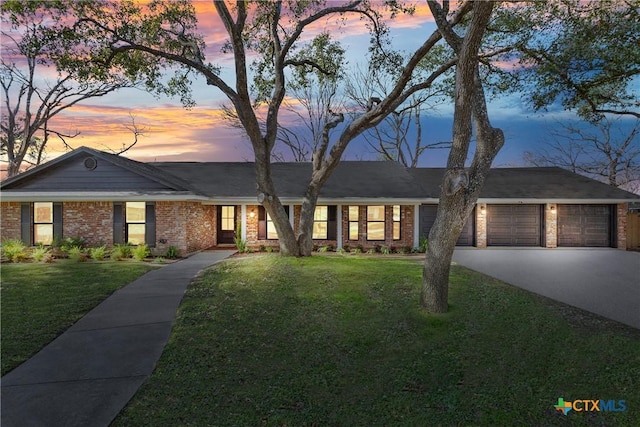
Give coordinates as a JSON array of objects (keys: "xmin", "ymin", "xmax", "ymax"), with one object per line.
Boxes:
[{"xmin": 217, "ymin": 206, "xmax": 236, "ymax": 244}]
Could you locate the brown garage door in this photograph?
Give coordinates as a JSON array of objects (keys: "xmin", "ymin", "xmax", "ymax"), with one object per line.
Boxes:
[
  {"xmin": 558, "ymin": 204, "xmax": 612, "ymax": 247},
  {"xmin": 419, "ymin": 205, "xmax": 474, "ymax": 246},
  {"xmin": 487, "ymin": 204, "xmax": 541, "ymax": 246}
]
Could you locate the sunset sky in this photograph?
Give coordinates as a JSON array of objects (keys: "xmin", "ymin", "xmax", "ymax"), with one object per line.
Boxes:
[{"xmin": 3, "ymin": 1, "xmax": 638, "ymax": 170}]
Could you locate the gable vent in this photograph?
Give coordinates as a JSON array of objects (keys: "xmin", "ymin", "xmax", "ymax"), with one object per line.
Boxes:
[{"xmin": 83, "ymin": 157, "xmax": 98, "ymax": 170}]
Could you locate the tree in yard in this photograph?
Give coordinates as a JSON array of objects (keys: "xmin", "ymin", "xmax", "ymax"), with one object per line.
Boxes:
[
  {"xmin": 26, "ymin": 0, "xmax": 489, "ymax": 260},
  {"xmin": 0, "ymin": 1, "xmax": 137, "ymax": 177},
  {"xmin": 524, "ymin": 118, "xmax": 640, "ymax": 194},
  {"xmin": 493, "ymin": 0, "xmax": 640, "ymax": 122},
  {"xmin": 420, "ymin": 0, "xmax": 503, "ymax": 312}
]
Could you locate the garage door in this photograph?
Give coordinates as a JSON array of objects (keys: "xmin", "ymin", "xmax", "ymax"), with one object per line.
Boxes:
[
  {"xmin": 419, "ymin": 205, "xmax": 474, "ymax": 246},
  {"xmin": 487, "ymin": 204, "xmax": 541, "ymax": 246},
  {"xmin": 558, "ymin": 204, "xmax": 612, "ymax": 247}
]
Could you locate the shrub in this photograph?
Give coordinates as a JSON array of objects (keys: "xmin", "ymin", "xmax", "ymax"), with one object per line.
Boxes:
[
  {"xmin": 259, "ymin": 245, "xmax": 266, "ymax": 252},
  {"xmin": 111, "ymin": 243, "xmax": 133, "ymax": 261},
  {"xmin": 381, "ymin": 246, "xmax": 391, "ymax": 255},
  {"xmin": 60, "ymin": 236, "xmax": 87, "ymax": 252},
  {"xmin": 366, "ymin": 248, "xmax": 376, "ymax": 254},
  {"xmin": 1, "ymin": 239, "xmax": 28, "ymax": 263},
  {"xmin": 90, "ymin": 246, "xmax": 108, "ymax": 261},
  {"xmin": 337, "ymin": 247, "xmax": 346, "ymax": 254},
  {"xmin": 165, "ymin": 245, "xmax": 180, "ymax": 259},
  {"xmin": 68, "ymin": 246, "xmax": 88, "ymax": 262},
  {"xmin": 32, "ymin": 246, "xmax": 51, "ymax": 263},
  {"xmin": 266, "ymin": 246, "xmax": 274, "ymax": 253},
  {"xmin": 351, "ymin": 247, "xmax": 362, "ymax": 254},
  {"xmin": 318, "ymin": 245, "xmax": 333, "ymax": 253},
  {"xmin": 153, "ymin": 257, "xmax": 165, "ymax": 264},
  {"xmin": 132, "ymin": 244, "xmax": 150, "ymax": 261},
  {"xmin": 418, "ymin": 236, "xmax": 428, "ymax": 253}
]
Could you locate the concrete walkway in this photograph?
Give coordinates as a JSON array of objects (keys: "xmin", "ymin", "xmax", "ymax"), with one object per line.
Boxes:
[
  {"xmin": 1, "ymin": 250, "xmax": 235, "ymax": 427},
  {"xmin": 452, "ymin": 248, "xmax": 640, "ymax": 329}
]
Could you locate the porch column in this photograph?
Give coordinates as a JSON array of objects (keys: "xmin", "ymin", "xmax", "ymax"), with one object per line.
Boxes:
[
  {"xmin": 413, "ymin": 204, "xmax": 420, "ymax": 248},
  {"xmin": 289, "ymin": 204, "xmax": 295, "ymax": 229},
  {"xmin": 337, "ymin": 204, "xmax": 343, "ymax": 249},
  {"xmin": 241, "ymin": 204, "xmax": 247, "ymax": 241}
]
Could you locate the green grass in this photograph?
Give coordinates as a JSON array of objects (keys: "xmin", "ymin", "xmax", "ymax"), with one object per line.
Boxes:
[
  {"xmin": 115, "ymin": 256, "xmax": 640, "ymax": 426},
  {"xmin": 1, "ymin": 261, "xmax": 158, "ymax": 375}
]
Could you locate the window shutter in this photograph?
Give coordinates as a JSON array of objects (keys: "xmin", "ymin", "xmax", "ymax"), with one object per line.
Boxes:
[
  {"xmin": 327, "ymin": 205, "xmax": 337, "ymax": 240},
  {"xmin": 283, "ymin": 205, "xmax": 290, "ymax": 217},
  {"xmin": 53, "ymin": 202, "xmax": 63, "ymax": 241},
  {"xmin": 145, "ymin": 202, "xmax": 156, "ymax": 247},
  {"xmin": 258, "ymin": 206, "xmax": 266, "ymax": 240},
  {"xmin": 20, "ymin": 203, "xmax": 32, "ymax": 245},
  {"xmin": 113, "ymin": 203, "xmax": 123, "ymax": 244}
]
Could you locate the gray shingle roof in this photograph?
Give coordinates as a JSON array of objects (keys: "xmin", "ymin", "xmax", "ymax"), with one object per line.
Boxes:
[
  {"xmin": 409, "ymin": 167, "xmax": 639, "ymax": 200},
  {"xmin": 153, "ymin": 161, "xmax": 424, "ymax": 199},
  {"xmin": 2, "ymin": 146, "xmax": 638, "ymax": 201}
]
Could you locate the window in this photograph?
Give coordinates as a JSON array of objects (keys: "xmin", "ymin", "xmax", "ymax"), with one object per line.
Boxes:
[
  {"xmin": 266, "ymin": 212, "xmax": 278, "ymax": 239},
  {"xmin": 221, "ymin": 206, "xmax": 235, "ymax": 231},
  {"xmin": 348, "ymin": 206, "xmax": 359, "ymax": 240},
  {"xmin": 114, "ymin": 202, "xmax": 155, "ymax": 247},
  {"xmin": 258, "ymin": 206, "xmax": 290, "ymax": 240},
  {"xmin": 312, "ymin": 206, "xmax": 328, "ymax": 239},
  {"xmin": 33, "ymin": 202, "xmax": 53, "ymax": 245},
  {"xmin": 22, "ymin": 202, "xmax": 61, "ymax": 245},
  {"xmin": 126, "ymin": 202, "xmax": 146, "ymax": 245},
  {"xmin": 367, "ymin": 205, "xmax": 385, "ymax": 240},
  {"xmin": 393, "ymin": 205, "xmax": 401, "ymax": 240}
]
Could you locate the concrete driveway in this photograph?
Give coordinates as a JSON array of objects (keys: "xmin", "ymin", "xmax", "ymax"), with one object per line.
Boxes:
[{"xmin": 452, "ymin": 248, "xmax": 640, "ymax": 329}]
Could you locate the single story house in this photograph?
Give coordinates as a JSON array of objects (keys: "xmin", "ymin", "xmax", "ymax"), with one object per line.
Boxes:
[{"xmin": 1, "ymin": 147, "xmax": 638, "ymax": 254}]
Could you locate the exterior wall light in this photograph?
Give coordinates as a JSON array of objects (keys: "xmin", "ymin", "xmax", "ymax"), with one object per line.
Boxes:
[{"xmin": 249, "ymin": 210, "xmax": 255, "ymax": 218}]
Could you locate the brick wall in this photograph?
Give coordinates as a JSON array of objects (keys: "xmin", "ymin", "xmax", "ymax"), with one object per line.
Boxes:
[
  {"xmin": 617, "ymin": 203, "xmax": 627, "ymax": 249},
  {"xmin": 155, "ymin": 201, "xmax": 216, "ymax": 255},
  {"xmin": 476, "ymin": 204, "xmax": 487, "ymax": 248},
  {"xmin": 0, "ymin": 202, "xmax": 21, "ymax": 241},
  {"xmin": 186, "ymin": 203, "xmax": 216, "ymax": 253},
  {"xmin": 63, "ymin": 202, "xmax": 113, "ymax": 246},
  {"xmin": 545, "ymin": 203, "xmax": 558, "ymax": 248}
]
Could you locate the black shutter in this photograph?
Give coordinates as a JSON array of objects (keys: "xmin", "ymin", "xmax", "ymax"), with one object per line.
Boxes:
[
  {"xmin": 258, "ymin": 206, "xmax": 266, "ymax": 239},
  {"xmin": 145, "ymin": 202, "xmax": 156, "ymax": 247},
  {"xmin": 113, "ymin": 203, "xmax": 123, "ymax": 244},
  {"xmin": 53, "ymin": 202, "xmax": 63, "ymax": 241},
  {"xmin": 327, "ymin": 205, "xmax": 337, "ymax": 240},
  {"xmin": 283, "ymin": 205, "xmax": 290, "ymax": 217},
  {"xmin": 20, "ymin": 203, "xmax": 31, "ymax": 245}
]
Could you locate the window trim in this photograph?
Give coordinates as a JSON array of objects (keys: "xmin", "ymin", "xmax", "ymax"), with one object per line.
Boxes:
[
  {"xmin": 312, "ymin": 205, "xmax": 329, "ymax": 240},
  {"xmin": 33, "ymin": 202, "xmax": 54, "ymax": 245},
  {"xmin": 125, "ymin": 201, "xmax": 146, "ymax": 245},
  {"xmin": 366, "ymin": 205, "xmax": 386, "ymax": 241}
]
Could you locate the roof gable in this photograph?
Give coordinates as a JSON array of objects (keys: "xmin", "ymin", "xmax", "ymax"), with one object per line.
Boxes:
[{"xmin": 1, "ymin": 147, "xmax": 196, "ymax": 193}]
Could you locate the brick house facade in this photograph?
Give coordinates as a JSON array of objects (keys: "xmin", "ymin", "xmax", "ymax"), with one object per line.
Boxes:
[{"xmin": 1, "ymin": 147, "xmax": 638, "ymax": 254}]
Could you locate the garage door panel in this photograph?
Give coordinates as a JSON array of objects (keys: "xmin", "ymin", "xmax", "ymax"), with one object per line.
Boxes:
[
  {"xmin": 487, "ymin": 204, "xmax": 541, "ymax": 246},
  {"xmin": 558, "ymin": 204, "xmax": 611, "ymax": 247}
]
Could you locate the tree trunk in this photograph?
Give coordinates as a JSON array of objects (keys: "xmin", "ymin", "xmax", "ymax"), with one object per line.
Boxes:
[
  {"xmin": 297, "ymin": 184, "xmax": 321, "ymax": 256},
  {"xmin": 421, "ymin": 1, "xmax": 502, "ymax": 313},
  {"xmin": 421, "ymin": 195, "xmax": 470, "ymax": 312}
]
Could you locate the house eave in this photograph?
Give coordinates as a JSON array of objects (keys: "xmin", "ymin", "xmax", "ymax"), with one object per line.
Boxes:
[
  {"xmin": 476, "ymin": 198, "xmax": 639, "ymax": 204},
  {"xmin": 0, "ymin": 191, "xmax": 208, "ymax": 202},
  {"xmin": 201, "ymin": 197, "xmax": 426, "ymax": 205}
]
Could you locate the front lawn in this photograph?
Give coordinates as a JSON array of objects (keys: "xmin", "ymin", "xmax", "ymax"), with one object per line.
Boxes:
[
  {"xmin": 116, "ymin": 256, "xmax": 639, "ymax": 426},
  {"xmin": 1, "ymin": 261, "xmax": 158, "ymax": 375}
]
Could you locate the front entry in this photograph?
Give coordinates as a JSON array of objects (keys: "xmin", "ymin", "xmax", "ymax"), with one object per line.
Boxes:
[{"xmin": 217, "ymin": 206, "xmax": 236, "ymax": 244}]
